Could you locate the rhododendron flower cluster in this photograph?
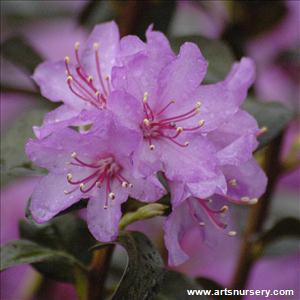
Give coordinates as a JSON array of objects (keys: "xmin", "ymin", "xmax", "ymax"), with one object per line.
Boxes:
[{"xmin": 26, "ymin": 21, "xmax": 267, "ymax": 265}]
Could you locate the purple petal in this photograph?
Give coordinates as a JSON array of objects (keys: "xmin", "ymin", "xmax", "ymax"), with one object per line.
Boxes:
[
  {"xmin": 164, "ymin": 201, "xmax": 194, "ymax": 266},
  {"xmin": 87, "ymin": 183, "xmax": 128, "ymax": 242},
  {"xmin": 157, "ymin": 42, "xmax": 208, "ymax": 111},
  {"xmin": 30, "ymin": 173, "xmax": 83, "ymax": 223},
  {"xmin": 223, "ymin": 158, "xmax": 267, "ymax": 200},
  {"xmin": 33, "ymin": 61, "xmax": 86, "ymax": 109},
  {"xmin": 81, "ymin": 21, "xmax": 120, "ymax": 81}
]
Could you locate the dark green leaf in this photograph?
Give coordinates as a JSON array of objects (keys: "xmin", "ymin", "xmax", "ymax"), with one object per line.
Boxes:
[
  {"xmin": 243, "ymin": 99, "xmax": 293, "ymax": 149},
  {"xmin": 1, "ymin": 108, "xmax": 49, "ymax": 186},
  {"xmin": 259, "ymin": 217, "xmax": 300, "ymax": 247},
  {"xmin": 0, "ymin": 240, "xmax": 82, "ymax": 272},
  {"xmin": 111, "ymin": 231, "xmax": 165, "ymax": 300},
  {"xmin": 171, "ymin": 35, "xmax": 235, "ymax": 83},
  {"xmin": 1, "ymin": 36, "xmax": 43, "ymax": 74},
  {"xmin": 157, "ymin": 271, "xmax": 209, "ymax": 300},
  {"xmin": 19, "ymin": 214, "xmax": 95, "ymax": 282}
]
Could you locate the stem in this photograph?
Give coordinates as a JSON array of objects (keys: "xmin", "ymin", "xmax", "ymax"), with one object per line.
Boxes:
[
  {"xmin": 230, "ymin": 133, "xmax": 284, "ymax": 296},
  {"xmin": 87, "ymin": 245, "xmax": 115, "ymax": 300}
]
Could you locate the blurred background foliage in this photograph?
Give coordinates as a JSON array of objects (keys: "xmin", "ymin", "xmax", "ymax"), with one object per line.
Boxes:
[{"xmin": 1, "ymin": 1, "xmax": 299, "ymax": 300}]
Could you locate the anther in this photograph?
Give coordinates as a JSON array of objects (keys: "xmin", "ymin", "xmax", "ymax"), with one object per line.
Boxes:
[
  {"xmin": 67, "ymin": 75, "xmax": 73, "ymax": 82},
  {"xmin": 149, "ymin": 144, "xmax": 155, "ymax": 151},
  {"xmin": 74, "ymin": 42, "xmax": 80, "ymax": 50},
  {"xmin": 71, "ymin": 152, "xmax": 77, "ymax": 158},
  {"xmin": 64, "ymin": 190, "xmax": 69, "ymax": 195},
  {"xmin": 143, "ymin": 92, "xmax": 149, "ymax": 103},
  {"xmin": 95, "ymin": 91, "xmax": 100, "ymax": 96},
  {"xmin": 195, "ymin": 101, "xmax": 202, "ymax": 109},
  {"xmin": 176, "ymin": 127, "xmax": 183, "ymax": 133},
  {"xmin": 198, "ymin": 120, "xmax": 205, "ymax": 127},
  {"xmin": 249, "ymin": 198, "xmax": 258, "ymax": 205},
  {"xmin": 199, "ymin": 222, "xmax": 205, "ymax": 226},
  {"xmin": 109, "ymin": 192, "xmax": 115, "ymax": 200},
  {"xmin": 88, "ymin": 76, "xmax": 93, "ymax": 82},
  {"xmin": 143, "ymin": 118, "xmax": 150, "ymax": 126},
  {"xmin": 241, "ymin": 196, "xmax": 250, "ymax": 203},
  {"xmin": 257, "ymin": 126, "xmax": 268, "ymax": 137},
  {"xmin": 67, "ymin": 173, "xmax": 72, "ymax": 180},
  {"xmin": 93, "ymin": 42, "xmax": 99, "ymax": 50},
  {"xmin": 220, "ymin": 205, "xmax": 229, "ymax": 213},
  {"xmin": 65, "ymin": 56, "xmax": 70, "ymax": 64},
  {"xmin": 122, "ymin": 181, "xmax": 129, "ymax": 188},
  {"xmin": 128, "ymin": 183, "xmax": 133, "ymax": 188},
  {"xmin": 80, "ymin": 183, "xmax": 85, "ymax": 189},
  {"xmin": 229, "ymin": 179, "xmax": 237, "ymax": 187},
  {"xmin": 184, "ymin": 141, "xmax": 189, "ymax": 146},
  {"xmin": 228, "ymin": 231, "xmax": 237, "ymax": 237},
  {"xmin": 104, "ymin": 204, "xmax": 109, "ymax": 209}
]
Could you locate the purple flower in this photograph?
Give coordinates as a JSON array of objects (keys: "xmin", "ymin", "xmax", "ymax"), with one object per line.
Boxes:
[
  {"xmin": 32, "ymin": 21, "xmax": 120, "ymax": 138},
  {"xmin": 109, "ymin": 28, "xmax": 255, "ymax": 183},
  {"xmin": 26, "ymin": 111, "xmax": 166, "ymax": 241},
  {"xmin": 163, "ymin": 109, "xmax": 267, "ymax": 266}
]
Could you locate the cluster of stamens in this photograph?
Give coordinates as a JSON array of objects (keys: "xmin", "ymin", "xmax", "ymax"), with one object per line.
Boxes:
[
  {"xmin": 189, "ymin": 198, "xmax": 237, "ymax": 237},
  {"xmin": 141, "ymin": 92, "xmax": 205, "ymax": 150},
  {"xmin": 64, "ymin": 152, "xmax": 132, "ymax": 209},
  {"xmin": 64, "ymin": 42, "xmax": 111, "ymax": 109}
]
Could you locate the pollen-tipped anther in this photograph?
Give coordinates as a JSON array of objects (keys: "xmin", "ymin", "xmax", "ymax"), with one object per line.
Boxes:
[
  {"xmin": 220, "ymin": 205, "xmax": 229, "ymax": 213},
  {"xmin": 65, "ymin": 56, "xmax": 70, "ymax": 64},
  {"xmin": 198, "ymin": 120, "xmax": 205, "ymax": 127},
  {"xmin": 80, "ymin": 183, "xmax": 85, "ymax": 189},
  {"xmin": 109, "ymin": 192, "xmax": 115, "ymax": 200},
  {"xmin": 67, "ymin": 173, "xmax": 72, "ymax": 181},
  {"xmin": 229, "ymin": 179, "xmax": 237, "ymax": 187},
  {"xmin": 149, "ymin": 144, "xmax": 155, "ymax": 151},
  {"xmin": 71, "ymin": 152, "xmax": 77, "ymax": 158},
  {"xmin": 93, "ymin": 42, "xmax": 99, "ymax": 50},
  {"xmin": 228, "ymin": 231, "xmax": 237, "ymax": 237},
  {"xmin": 249, "ymin": 198, "xmax": 258, "ymax": 205},
  {"xmin": 88, "ymin": 76, "xmax": 93, "ymax": 82},
  {"xmin": 122, "ymin": 181, "xmax": 129, "ymax": 188},
  {"xmin": 199, "ymin": 222, "xmax": 205, "ymax": 226},
  {"xmin": 184, "ymin": 141, "xmax": 189, "ymax": 146},
  {"xmin": 74, "ymin": 41, "xmax": 80, "ymax": 50},
  {"xmin": 128, "ymin": 183, "xmax": 134, "ymax": 188},
  {"xmin": 66, "ymin": 75, "xmax": 73, "ymax": 82},
  {"xmin": 143, "ymin": 118, "xmax": 150, "ymax": 126},
  {"xmin": 143, "ymin": 92, "xmax": 149, "ymax": 103},
  {"xmin": 176, "ymin": 127, "xmax": 183, "ymax": 133}
]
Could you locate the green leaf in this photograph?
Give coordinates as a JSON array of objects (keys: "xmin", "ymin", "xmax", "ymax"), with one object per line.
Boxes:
[
  {"xmin": 1, "ymin": 108, "xmax": 49, "ymax": 186},
  {"xmin": 1, "ymin": 36, "xmax": 43, "ymax": 74},
  {"xmin": 110, "ymin": 231, "xmax": 165, "ymax": 300},
  {"xmin": 259, "ymin": 217, "xmax": 300, "ymax": 248},
  {"xmin": 157, "ymin": 271, "xmax": 209, "ymax": 300},
  {"xmin": 0, "ymin": 240, "xmax": 83, "ymax": 272},
  {"xmin": 19, "ymin": 214, "xmax": 95, "ymax": 282},
  {"xmin": 243, "ymin": 99, "xmax": 293, "ymax": 149},
  {"xmin": 170, "ymin": 35, "xmax": 235, "ymax": 83}
]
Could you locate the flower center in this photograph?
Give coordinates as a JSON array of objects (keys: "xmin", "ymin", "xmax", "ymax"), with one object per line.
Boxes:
[
  {"xmin": 64, "ymin": 152, "xmax": 132, "ymax": 209},
  {"xmin": 64, "ymin": 42, "xmax": 111, "ymax": 109},
  {"xmin": 140, "ymin": 92, "xmax": 205, "ymax": 150}
]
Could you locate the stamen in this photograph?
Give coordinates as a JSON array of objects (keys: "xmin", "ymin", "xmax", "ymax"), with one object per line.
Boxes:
[
  {"xmin": 149, "ymin": 144, "xmax": 155, "ymax": 150},
  {"xmin": 228, "ymin": 231, "xmax": 237, "ymax": 237},
  {"xmin": 74, "ymin": 41, "xmax": 80, "ymax": 50},
  {"xmin": 109, "ymin": 192, "xmax": 115, "ymax": 200},
  {"xmin": 229, "ymin": 179, "xmax": 237, "ymax": 187},
  {"xmin": 257, "ymin": 126, "xmax": 268, "ymax": 137},
  {"xmin": 122, "ymin": 181, "xmax": 129, "ymax": 188},
  {"xmin": 143, "ymin": 92, "xmax": 149, "ymax": 103}
]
